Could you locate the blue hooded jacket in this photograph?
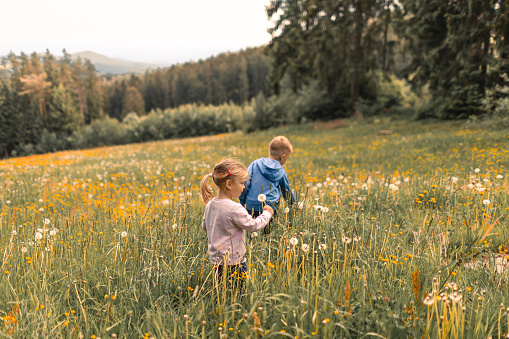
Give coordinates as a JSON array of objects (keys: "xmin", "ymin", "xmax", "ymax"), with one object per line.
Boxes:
[{"xmin": 239, "ymin": 158, "xmax": 296, "ymax": 212}]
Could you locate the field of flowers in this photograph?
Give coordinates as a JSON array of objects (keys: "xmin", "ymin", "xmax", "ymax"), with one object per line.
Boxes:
[{"xmin": 0, "ymin": 119, "xmax": 508, "ymax": 338}]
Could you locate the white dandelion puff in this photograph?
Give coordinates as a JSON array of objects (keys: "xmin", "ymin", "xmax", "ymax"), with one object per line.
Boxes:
[
  {"xmin": 290, "ymin": 237, "xmax": 298, "ymax": 246},
  {"xmin": 35, "ymin": 232, "xmax": 43, "ymax": 240},
  {"xmin": 283, "ymin": 207, "xmax": 290, "ymax": 213},
  {"xmin": 474, "ymin": 168, "xmax": 480, "ymax": 173},
  {"xmin": 319, "ymin": 243, "xmax": 327, "ymax": 250},
  {"xmin": 423, "ymin": 294, "xmax": 434, "ymax": 306},
  {"xmin": 257, "ymin": 194, "xmax": 266, "ymax": 203},
  {"xmin": 482, "ymin": 199, "xmax": 490, "ymax": 206},
  {"xmin": 252, "ymin": 232, "xmax": 259, "ymax": 237},
  {"xmin": 301, "ymin": 244, "xmax": 310, "ymax": 252},
  {"xmin": 43, "ymin": 218, "xmax": 51, "ymax": 225},
  {"xmin": 121, "ymin": 231, "xmax": 128, "ymax": 238}
]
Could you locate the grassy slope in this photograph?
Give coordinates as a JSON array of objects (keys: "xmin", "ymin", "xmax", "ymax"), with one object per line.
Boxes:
[{"xmin": 0, "ymin": 119, "xmax": 508, "ymax": 338}]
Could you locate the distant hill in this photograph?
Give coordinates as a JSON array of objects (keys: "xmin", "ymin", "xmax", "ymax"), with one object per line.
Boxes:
[{"xmin": 71, "ymin": 51, "xmax": 162, "ymax": 74}]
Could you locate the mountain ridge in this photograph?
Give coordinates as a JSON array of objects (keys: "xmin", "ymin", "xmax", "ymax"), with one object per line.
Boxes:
[{"xmin": 71, "ymin": 51, "xmax": 164, "ymax": 74}]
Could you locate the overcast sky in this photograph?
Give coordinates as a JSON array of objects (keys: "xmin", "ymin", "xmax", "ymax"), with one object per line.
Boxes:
[{"xmin": 1, "ymin": 0, "xmax": 274, "ymax": 65}]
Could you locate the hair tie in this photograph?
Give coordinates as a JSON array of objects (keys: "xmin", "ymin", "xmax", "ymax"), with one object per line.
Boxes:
[{"xmin": 226, "ymin": 167, "xmax": 232, "ymax": 176}]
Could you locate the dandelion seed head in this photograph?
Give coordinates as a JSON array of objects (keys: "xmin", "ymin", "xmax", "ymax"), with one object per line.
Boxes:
[
  {"xmin": 290, "ymin": 237, "xmax": 298, "ymax": 246},
  {"xmin": 257, "ymin": 194, "xmax": 266, "ymax": 202},
  {"xmin": 120, "ymin": 231, "xmax": 128, "ymax": 238}
]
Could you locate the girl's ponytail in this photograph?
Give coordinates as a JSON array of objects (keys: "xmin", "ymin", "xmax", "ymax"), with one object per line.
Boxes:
[{"xmin": 200, "ymin": 173, "xmax": 213, "ymax": 205}]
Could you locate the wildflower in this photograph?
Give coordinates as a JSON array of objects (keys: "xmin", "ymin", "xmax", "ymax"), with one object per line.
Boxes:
[
  {"xmin": 475, "ymin": 168, "xmax": 480, "ymax": 173},
  {"xmin": 319, "ymin": 244, "xmax": 327, "ymax": 250},
  {"xmin": 353, "ymin": 235, "xmax": 361, "ymax": 242},
  {"xmin": 289, "ymin": 237, "xmax": 298, "ymax": 246},
  {"xmin": 423, "ymin": 294, "xmax": 434, "ymax": 306},
  {"xmin": 252, "ymin": 232, "xmax": 259, "ymax": 237},
  {"xmin": 11, "ymin": 230, "xmax": 17, "ymax": 236},
  {"xmin": 322, "ymin": 207, "xmax": 329, "ymax": 213},
  {"xmin": 6, "ymin": 200, "xmax": 10, "ymax": 204},
  {"xmin": 301, "ymin": 244, "xmax": 310, "ymax": 252},
  {"xmin": 342, "ymin": 235, "xmax": 352, "ymax": 244},
  {"xmin": 172, "ymin": 224, "xmax": 177, "ymax": 230},
  {"xmin": 120, "ymin": 231, "xmax": 127, "ymax": 238},
  {"xmin": 257, "ymin": 194, "xmax": 266, "ymax": 202},
  {"xmin": 449, "ymin": 291, "xmax": 462, "ymax": 303},
  {"xmin": 283, "ymin": 207, "xmax": 290, "ymax": 213},
  {"xmin": 496, "ymin": 175, "xmax": 503, "ymax": 179},
  {"xmin": 35, "ymin": 232, "xmax": 43, "ymax": 240},
  {"xmin": 483, "ymin": 199, "xmax": 490, "ymax": 206},
  {"xmin": 43, "ymin": 218, "xmax": 51, "ymax": 225},
  {"xmin": 49, "ymin": 229, "xmax": 58, "ymax": 236},
  {"xmin": 314, "ymin": 205, "xmax": 324, "ymax": 212}
]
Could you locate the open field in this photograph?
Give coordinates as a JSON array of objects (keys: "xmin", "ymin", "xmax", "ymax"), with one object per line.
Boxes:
[{"xmin": 1, "ymin": 119, "xmax": 508, "ymax": 338}]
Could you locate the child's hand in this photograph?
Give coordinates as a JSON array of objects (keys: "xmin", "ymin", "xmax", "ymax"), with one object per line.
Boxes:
[{"xmin": 263, "ymin": 205, "xmax": 274, "ymax": 216}]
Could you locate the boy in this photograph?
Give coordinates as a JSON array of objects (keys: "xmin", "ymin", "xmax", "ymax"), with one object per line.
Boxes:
[{"xmin": 239, "ymin": 136, "xmax": 296, "ymax": 235}]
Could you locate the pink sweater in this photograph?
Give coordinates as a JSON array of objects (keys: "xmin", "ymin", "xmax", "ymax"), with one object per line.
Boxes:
[{"xmin": 202, "ymin": 198, "xmax": 272, "ymax": 266}]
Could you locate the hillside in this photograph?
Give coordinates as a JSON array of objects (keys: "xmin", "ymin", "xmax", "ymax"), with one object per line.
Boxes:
[{"xmin": 71, "ymin": 51, "xmax": 163, "ymax": 74}]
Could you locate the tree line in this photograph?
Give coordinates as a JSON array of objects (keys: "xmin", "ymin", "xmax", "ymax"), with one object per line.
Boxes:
[
  {"xmin": 1, "ymin": 0, "xmax": 508, "ymax": 158},
  {"xmin": 103, "ymin": 48, "xmax": 271, "ymax": 121},
  {"xmin": 265, "ymin": 0, "xmax": 508, "ymax": 120}
]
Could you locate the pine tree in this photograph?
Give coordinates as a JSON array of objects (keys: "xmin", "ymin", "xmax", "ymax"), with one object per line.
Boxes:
[{"xmin": 266, "ymin": 0, "xmax": 400, "ymax": 119}]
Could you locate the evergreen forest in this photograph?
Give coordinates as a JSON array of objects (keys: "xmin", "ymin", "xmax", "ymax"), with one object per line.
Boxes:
[{"xmin": 1, "ymin": 0, "xmax": 508, "ymax": 158}]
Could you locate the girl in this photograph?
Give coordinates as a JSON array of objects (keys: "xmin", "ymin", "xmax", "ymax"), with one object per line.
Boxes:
[{"xmin": 200, "ymin": 158, "xmax": 273, "ymax": 289}]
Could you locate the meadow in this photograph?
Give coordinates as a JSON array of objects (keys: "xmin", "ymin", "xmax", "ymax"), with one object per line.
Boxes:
[{"xmin": 0, "ymin": 118, "xmax": 508, "ymax": 338}]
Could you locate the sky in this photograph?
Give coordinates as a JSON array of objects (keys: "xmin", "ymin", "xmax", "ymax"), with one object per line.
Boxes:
[{"xmin": 1, "ymin": 0, "xmax": 274, "ymax": 65}]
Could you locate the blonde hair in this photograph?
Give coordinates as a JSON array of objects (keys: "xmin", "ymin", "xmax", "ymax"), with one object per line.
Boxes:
[
  {"xmin": 200, "ymin": 158, "xmax": 248, "ymax": 205},
  {"xmin": 269, "ymin": 136, "xmax": 293, "ymax": 158}
]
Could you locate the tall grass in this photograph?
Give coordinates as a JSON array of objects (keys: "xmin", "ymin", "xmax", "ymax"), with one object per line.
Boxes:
[{"xmin": 0, "ymin": 119, "xmax": 508, "ymax": 338}]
